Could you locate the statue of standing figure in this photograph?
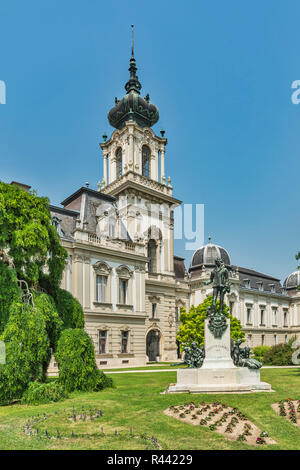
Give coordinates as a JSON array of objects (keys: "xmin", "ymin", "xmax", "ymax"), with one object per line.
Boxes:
[{"xmin": 204, "ymin": 257, "xmax": 231, "ymax": 315}]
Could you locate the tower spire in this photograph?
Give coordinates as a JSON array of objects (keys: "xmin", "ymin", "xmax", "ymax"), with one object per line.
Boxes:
[
  {"xmin": 131, "ymin": 24, "xmax": 134, "ymax": 58},
  {"xmin": 125, "ymin": 25, "xmax": 142, "ymax": 94}
]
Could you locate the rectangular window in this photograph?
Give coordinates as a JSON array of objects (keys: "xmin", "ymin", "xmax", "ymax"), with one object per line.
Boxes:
[
  {"xmin": 285, "ymin": 335, "xmax": 288, "ymax": 343},
  {"xmin": 261, "ymin": 335, "xmax": 265, "ymax": 345},
  {"xmin": 119, "ymin": 279, "xmax": 128, "ymax": 304},
  {"xmin": 229, "ymin": 302, "xmax": 234, "ymax": 315},
  {"xmin": 273, "ymin": 308, "xmax": 277, "ymax": 325},
  {"xmin": 98, "ymin": 330, "xmax": 107, "ymax": 354},
  {"xmin": 175, "ymin": 306, "xmax": 179, "ymax": 322},
  {"xmin": 152, "ymin": 303, "xmax": 157, "ymax": 318},
  {"xmin": 248, "ymin": 334, "xmax": 252, "ymax": 347},
  {"xmin": 260, "ymin": 309, "xmax": 265, "ymax": 325},
  {"xmin": 96, "ymin": 275, "xmax": 107, "ymax": 303},
  {"xmin": 246, "ymin": 308, "xmax": 252, "ymax": 324},
  {"xmin": 274, "ymin": 334, "xmax": 277, "ymax": 345},
  {"xmin": 121, "ymin": 330, "xmax": 129, "ymax": 353},
  {"xmin": 284, "ymin": 311, "xmax": 288, "ymax": 327}
]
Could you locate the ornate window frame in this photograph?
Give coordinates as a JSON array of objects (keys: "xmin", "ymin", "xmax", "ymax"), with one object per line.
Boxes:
[
  {"xmin": 96, "ymin": 324, "xmax": 113, "ymax": 357},
  {"xmin": 116, "ymin": 265, "xmax": 133, "ymax": 307},
  {"xmin": 93, "ymin": 261, "xmax": 112, "ymax": 306},
  {"xmin": 118, "ymin": 325, "xmax": 134, "ymax": 356}
]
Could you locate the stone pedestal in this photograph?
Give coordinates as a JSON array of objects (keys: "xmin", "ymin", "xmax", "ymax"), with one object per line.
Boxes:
[{"xmin": 168, "ymin": 318, "xmax": 271, "ymax": 393}]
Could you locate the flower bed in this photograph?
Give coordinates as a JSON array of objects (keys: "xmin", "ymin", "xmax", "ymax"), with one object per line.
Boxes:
[
  {"xmin": 272, "ymin": 398, "xmax": 300, "ymax": 427},
  {"xmin": 23, "ymin": 406, "xmax": 162, "ymax": 450},
  {"xmin": 165, "ymin": 401, "xmax": 276, "ymax": 446}
]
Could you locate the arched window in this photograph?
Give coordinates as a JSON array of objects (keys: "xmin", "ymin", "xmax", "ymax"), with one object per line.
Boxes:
[
  {"xmin": 116, "ymin": 147, "xmax": 122, "ymax": 178},
  {"xmin": 142, "ymin": 145, "xmax": 150, "ymax": 178},
  {"xmin": 148, "ymin": 239, "xmax": 157, "ymax": 273}
]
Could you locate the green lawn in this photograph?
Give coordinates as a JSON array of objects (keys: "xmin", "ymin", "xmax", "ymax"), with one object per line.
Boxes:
[{"xmin": 0, "ymin": 367, "xmax": 300, "ymax": 450}]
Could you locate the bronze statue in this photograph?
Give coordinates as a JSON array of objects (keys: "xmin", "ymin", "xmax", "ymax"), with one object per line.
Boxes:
[
  {"xmin": 231, "ymin": 339, "xmax": 262, "ymax": 369},
  {"xmin": 204, "ymin": 258, "xmax": 231, "ymax": 315},
  {"xmin": 183, "ymin": 342, "xmax": 205, "ymax": 368}
]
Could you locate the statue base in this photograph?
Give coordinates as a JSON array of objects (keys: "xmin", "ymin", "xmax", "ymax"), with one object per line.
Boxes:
[{"xmin": 168, "ymin": 319, "xmax": 271, "ymax": 394}]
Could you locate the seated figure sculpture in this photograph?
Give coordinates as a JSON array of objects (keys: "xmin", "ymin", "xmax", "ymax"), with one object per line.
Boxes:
[
  {"xmin": 183, "ymin": 342, "xmax": 205, "ymax": 368},
  {"xmin": 231, "ymin": 339, "xmax": 262, "ymax": 369}
]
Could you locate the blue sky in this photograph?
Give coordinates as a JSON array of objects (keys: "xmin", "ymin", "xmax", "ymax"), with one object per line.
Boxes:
[{"xmin": 0, "ymin": 0, "xmax": 299, "ymax": 281}]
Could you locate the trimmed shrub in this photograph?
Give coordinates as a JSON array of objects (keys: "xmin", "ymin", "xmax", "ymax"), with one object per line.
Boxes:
[
  {"xmin": 21, "ymin": 380, "xmax": 68, "ymax": 405},
  {"xmin": 54, "ymin": 289, "xmax": 84, "ymax": 330},
  {"xmin": 253, "ymin": 345, "xmax": 271, "ymax": 363},
  {"xmin": 55, "ymin": 328, "xmax": 112, "ymax": 392},
  {"xmin": 263, "ymin": 342, "xmax": 293, "ymax": 366},
  {"xmin": 0, "ymin": 263, "xmax": 21, "ymax": 333},
  {"xmin": 95, "ymin": 370, "xmax": 114, "ymax": 391}
]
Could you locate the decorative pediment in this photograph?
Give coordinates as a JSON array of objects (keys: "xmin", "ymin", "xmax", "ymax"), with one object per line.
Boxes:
[
  {"xmin": 119, "ymin": 325, "xmax": 131, "ymax": 332},
  {"xmin": 116, "ymin": 265, "xmax": 133, "ymax": 280},
  {"xmin": 176, "ymin": 298, "xmax": 185, "ymax": 307},
  {"xmin": 144, "ymin": 225, "xmax": 163, "ymax": 241},
  {"xmin": 93, "ymin": 261, "xmax": 112, "ymax": 276},
  {"xmin": 97, "ymin": 324, "xmax": 109, "ymax": 331},
  {"xmin": 149, "ymin": 295, "xmax": 160, "ymax": 304}
]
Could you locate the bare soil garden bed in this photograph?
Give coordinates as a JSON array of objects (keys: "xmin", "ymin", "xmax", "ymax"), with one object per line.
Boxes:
[
  {"xmin": 165, "ymin": 401, "xmax": 276, "ymax": 446},
  {"xmin": 272, "ymin": 399, "xmax": 300, "ymax": 428}
]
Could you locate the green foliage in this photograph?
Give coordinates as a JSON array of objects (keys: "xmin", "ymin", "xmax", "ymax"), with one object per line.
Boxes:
[
  {"xmin": 55, "ymin": 329, "xmax": 113, "ymax": 393},
  {"xmin": 262, "ymin": 339, "xmax": 295, "ymax": 366},
  {"xmin": 176, "ymin": 296, "xmax": 245, "ymax": 351},
  {"xmin": 21, "ymin": 380, "xmax": 68, "ymax": 405},
  {"xmin": 0, "ymin": 263, "xmax": 21, "ymax": 333},
  {"xmin": 32, "ymin": 292, "xmax": 63, "ymax": 351},
  {"xmin": 0, "ymin": 341, "xmax": 33, "ymax": 405},
  {"xmin": 54, "ymin": 288, "xmax": 84, "ymax": 329},
  {"xmin": 2, "ymin": 301, "xmax": 51, "ymax": 382},
  {"xmin": 0, "ymin": 181, "xmax": 67, "ymax": 290},
  {"xmin": 253, "ymin": 345, "xmax": 271, "ymax": 363}
]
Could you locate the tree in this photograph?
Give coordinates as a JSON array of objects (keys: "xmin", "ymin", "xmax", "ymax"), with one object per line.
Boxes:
[
  {"xmin": 176, "ymin": 296, "xmax": 245, "ymax": 351},
  {"xmin": 55, "ymin": 329, "xmax": 112, "ymax": 392},
  {"xmin": 54, "ymin": 288, "xmax": 84, "ymax": 330},
  {"xmin": 0, "ymin": 263, "xmax": 21, "ymax": 333},
  {"xmin": 32, "ymin": 292, "xmax": 63, "ymax": 351},
  {"xmin": 0, "ymin": 301, "xmax": 51, "ymax": 404},
  {"xmin": 0, "ymin": 181, "xmax": 67, "ymax": 291}
]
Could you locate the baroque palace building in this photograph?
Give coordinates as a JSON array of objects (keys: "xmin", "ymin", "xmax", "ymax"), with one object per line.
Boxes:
[{"xmin": 45, "ymin": 43, "xmax": 300, "ymax": 370}]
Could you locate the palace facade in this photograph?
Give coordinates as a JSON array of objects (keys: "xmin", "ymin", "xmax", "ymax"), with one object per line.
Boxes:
[{"xmin": 47, "ymin": 45, "xmax": 300, "ymax": 370}]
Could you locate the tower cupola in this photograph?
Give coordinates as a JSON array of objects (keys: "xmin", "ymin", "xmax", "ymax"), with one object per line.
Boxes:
[{"xmin": 107, "ymin": 26, "xmax": 159, "ymax": 130}]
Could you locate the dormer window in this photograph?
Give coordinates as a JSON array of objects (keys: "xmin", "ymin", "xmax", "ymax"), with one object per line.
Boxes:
[
  {"xmin": 142, "ymin": 145, "xmax": 150, "ymax": 178},
  {"xmin": 244, "ymin": 278, "xmax": 250, "ymax": 288},
  {"xmin": 256, "ymin": 281, "xmax": 263, "ymax": 291},
  {"xmin": 269, "ymin": 284, "xmax": 275, "ymax": 293},
  {"xmin": 116, "ymin": 147, "xmax": 122, "ymax": 178}
]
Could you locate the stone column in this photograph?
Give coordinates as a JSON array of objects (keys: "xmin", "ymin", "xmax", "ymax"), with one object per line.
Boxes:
[
  {"xmin": 83, "ymin": 256, "xmax": 90, "ymax": 310},
  {"xmin": 150, "ymin": 155, "xmax": 156, "ymax": 180},
  {"xmin": 169, "ymin": 222, "xmax": 174, "ymax": 272},
  {"xmin": 103, "ymin": 154, "xmax": 108, "ymax": 185},
  {"xmin": 111, "ymin": 156, "xmax": 116, "ymax": 182},
  {"xmin": 72, "ymin": 254, "xmax": 83, "ymax": 305},
  {"xmin": 128, "ymin": 132, "xmax": 134, "ymax": 171},
  {"xmin": 160, "ymin": 146, "xmax": 165, "ymax": 182}
]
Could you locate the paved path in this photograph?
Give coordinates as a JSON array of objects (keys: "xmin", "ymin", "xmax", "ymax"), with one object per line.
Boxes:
[{"xmin": 106, "ymin": 365, "xmax": 300, "ymax": 374}]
